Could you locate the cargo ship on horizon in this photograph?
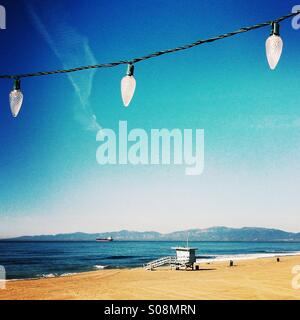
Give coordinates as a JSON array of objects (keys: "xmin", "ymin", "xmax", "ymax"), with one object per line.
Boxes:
[{"xmin": 96, "ymin": 236, "xmax": 113, "ymax": 242}]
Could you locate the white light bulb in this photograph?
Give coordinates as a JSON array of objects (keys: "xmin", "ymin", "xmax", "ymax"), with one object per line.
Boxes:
[
  {"xmin": 9, "ymin": 80, "xmax": 23, "ymax": 118},
  {"xmin": 266, "ymin": 22, "xmax": 283, "ymax": 70},
  {"xmin": 121, "ymin": 64, "xmax": 136, "ymax": 107}
]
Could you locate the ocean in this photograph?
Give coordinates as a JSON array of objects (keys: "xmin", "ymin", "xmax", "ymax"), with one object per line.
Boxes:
[{"xmin": 0, "ymin": 241, "xmax": 300, "ymax": 279}]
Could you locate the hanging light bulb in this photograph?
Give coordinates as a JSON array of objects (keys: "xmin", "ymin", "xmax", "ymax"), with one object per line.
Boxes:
[
  {"xmin": 10, "ymin": 79, "xmax": 23, "ymax": 117},
  {"xmin": 121, "ymin": 64, "xmax": 136, "ymax": 107},
  {"xmin": 266, "ymin": 22, "xmax": 283, "ymax": 70}
]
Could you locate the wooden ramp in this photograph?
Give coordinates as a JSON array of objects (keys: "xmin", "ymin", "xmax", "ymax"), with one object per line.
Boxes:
[
  {"xmin": 144, "ymin": 256, "xmax": 176, "ymax": 270},
  {"xmin": 144, "ymin": 256, "xmax": 193, "ymax": 270}
]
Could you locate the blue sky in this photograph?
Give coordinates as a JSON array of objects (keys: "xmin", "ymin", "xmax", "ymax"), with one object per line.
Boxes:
[{"xmin": 0, "ymin": 0, "xmax": 299, "ymax": 237}]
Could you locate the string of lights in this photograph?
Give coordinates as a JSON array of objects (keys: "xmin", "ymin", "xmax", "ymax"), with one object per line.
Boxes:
[{"xmin": 2, "ymin": 10, "xmax": 300, "ymax": 117}]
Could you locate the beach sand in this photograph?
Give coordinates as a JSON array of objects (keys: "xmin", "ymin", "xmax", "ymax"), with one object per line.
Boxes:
[{"xmin": 1, "ymin": 255, "xmax": 300, "ymax": 300}]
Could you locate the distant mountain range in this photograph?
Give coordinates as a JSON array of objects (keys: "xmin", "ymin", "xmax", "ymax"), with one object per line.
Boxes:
[{"xmin": 2, "ymin": 227, "xmax": 300, "ymax": 242}]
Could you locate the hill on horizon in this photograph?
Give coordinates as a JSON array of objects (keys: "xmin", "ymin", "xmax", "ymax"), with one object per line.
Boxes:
[{"xmin": 2, "ymin": 226, "xmax": 300, "ymax": 242}]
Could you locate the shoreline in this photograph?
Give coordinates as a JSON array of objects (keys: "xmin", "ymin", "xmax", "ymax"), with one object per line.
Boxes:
[
  {"xmin": 196, "ymin": 251, "xmax": 300, "ymax": 263},
  {"xmin": 6, "ymin": 251, "xmax": 300, "ymax": 282},
  {"xmin": 5, "ymin": 251, "xmax": 300, "ymax": 282},
  {"xmin": 1, "ymin": 255, "xmax": 300, "ymax": 300}
]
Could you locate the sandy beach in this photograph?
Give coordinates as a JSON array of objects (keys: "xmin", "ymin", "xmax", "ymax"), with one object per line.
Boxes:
[{"xmin": 1, "ymin": 255, "xmax": 300, "ymax": 300}]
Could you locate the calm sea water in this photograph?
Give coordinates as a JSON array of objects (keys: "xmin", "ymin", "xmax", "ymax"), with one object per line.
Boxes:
[{"xmin": 0, "ymin": 241, "xmax": 300, "ymax": 279}]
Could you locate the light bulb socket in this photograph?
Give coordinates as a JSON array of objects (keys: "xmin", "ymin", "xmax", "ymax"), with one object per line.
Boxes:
[
  {"xmin": 271, "ymin": 22, "xmax": 280, "ymax": 36},
  {"xmin": 126, "ymin": 64, "xmax": 134, "ymax": 77},
  {"xmin": 13, "ymin": 79, "xmax": 21, "ymax": 91}
]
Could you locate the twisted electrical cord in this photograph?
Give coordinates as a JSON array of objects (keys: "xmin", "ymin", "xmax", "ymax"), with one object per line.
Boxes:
[{"xmin": 0, "ymin": 10, "xmax": 299, "ymax": 80}]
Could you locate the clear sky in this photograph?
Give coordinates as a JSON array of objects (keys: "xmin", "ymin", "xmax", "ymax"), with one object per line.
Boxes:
[{"xmin": 0, "ymin": 0, "xmax": 299, "ymax": 237}]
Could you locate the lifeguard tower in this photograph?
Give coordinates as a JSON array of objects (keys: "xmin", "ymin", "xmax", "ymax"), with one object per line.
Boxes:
[
  {"xmin": 144, "ymin": 234, "xmax": 198, "ymax": 271},
  {"xmin": 171, "ymin": 246, "xmax": 198, "ymax": 270}
]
